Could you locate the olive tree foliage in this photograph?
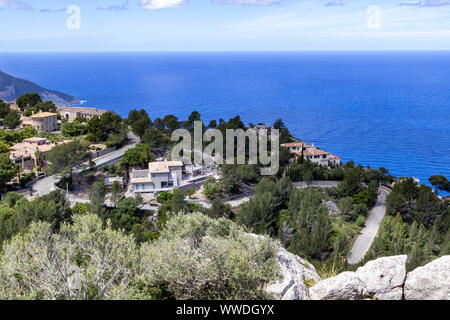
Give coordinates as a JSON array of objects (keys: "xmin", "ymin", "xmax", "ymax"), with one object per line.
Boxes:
[
  {"xmin": 139, "ymin": 212, "xmax": 281, "ymax": 300},
  {"xmin": 0, "ymin": 213, "xmax": 139, "ymax": 300}
]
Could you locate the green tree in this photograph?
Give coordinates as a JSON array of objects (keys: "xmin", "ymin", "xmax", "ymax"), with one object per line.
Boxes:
[
  {"xmin": 110, "ymin": 180, "xmax": 124, "ymax": 207},
  {"xmin": 162, "ymin": 114, "xmax": 180, "ymax": 132},
  {"xmin": 353, "ymin": 189, "xmax": 372, "ymax": 207},
  {"xmin": 385, "ymin": 191, "xmax": 408, "ymax": 218},
  {"xmin": 0, "ymin": 153, "xmax": 19, "ymax": 190},
  {"xmin": 428, "ymin": 175, "xmax": 450, "ymax": 195},
  {"xmin": 0, "ymin": 141, "xmax": 8, "ymax": 154},
  {"xmin": 34, "ymin": 101, "xmax": 56, "ymax": 113},
  {"xmin": 141, "ymin": 128, "xmax": 169, "ymax": 152},
  {"xmin": 89, "ymin": 180, "xmax": 106, "ymax": 213},
  {"xmin": 120, "ymin": 144, "xmax": 153, "ymax": 170},
  {"xmin": 184, "ymin": 110, "xmax": 202, "ymax": 130},
  {"xmin": 19, "ymin": 126, "xmax": 38, "ymax": 140},
  {"xmin": 273, "ymin": 118, "xmax": 292, "ymax": 144},
  {"xmin": 208, "ymin": 199, "xmax": 234, "ymax": 219},
  {"xmin": 338, "ymin": 167, "xmax": 362, "ymax": 197},
  {"xmin": 86, "ymin": 112, "xmax": 123, "ymax": 142},
  {"xmin": 16, "ymin": 93, "xmax": 42, "ymax": 111},
  {"xmin": 4, "ymin": 110, "xmax": 21, "ymax": 129},
  {"xmin": 338, "ymin": 197, "xmax": 355, "ymax": 221},
  {"xmin": 289, "ymin": 189, "xmax": 333, "ymax": 261},
  {"xmin": 238, "ymin": 178, "xmax": 292, "ymax": 236},
  {"xmin": 14, "ymin": 190, "xmax": 71, "ymax": 233},
  {"xmin": 0, "ymin": 99, "xmax": 11, "ymax": 119},
  {"xmin": 46, "ymin": 140, "xmax": 92, "ymax": 175},
  {"xmin": 130, "ymin": 111, "xmax": 152, "ymax": 137},
  {"xmin": 61, "ymin": 120, "xmax": 86, "ymax": 137}
]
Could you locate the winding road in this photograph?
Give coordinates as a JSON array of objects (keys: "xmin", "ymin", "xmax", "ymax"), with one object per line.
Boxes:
[
  {"xmin": 347, "ymin": 188, "xmax": 390, "ymax": 265},
  {"xmin": 30, "ymin": 130, "xmax": 139, "ymax": 198}
]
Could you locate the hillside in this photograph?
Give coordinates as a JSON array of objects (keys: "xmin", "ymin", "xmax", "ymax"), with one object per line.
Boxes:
[{"xmin": 0, "ymin": 70, "xmax": 79, "ymax": 106}]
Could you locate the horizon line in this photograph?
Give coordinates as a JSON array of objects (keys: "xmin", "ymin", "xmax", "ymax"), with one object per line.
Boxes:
[{"xmin": 3, "ymin": 49, "xmax": 450, "ymax": 54}]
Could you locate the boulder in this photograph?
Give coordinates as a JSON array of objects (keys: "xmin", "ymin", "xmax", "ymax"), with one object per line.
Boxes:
[
  {"xmin": 309, "ymin": 272, "xmax": 363, "ymax": 300},
  {"xmin": 323, "ymin": 200, "xmax": 340, "ymax": 216},
  {"xmin": 266, "ymin": 248, "xmax": 320, "ymax": 300},
  {"xmin": 309, "ymin": 255, "xmax": 407, "ymax": 300},
  {"xmin": 404, "ymin": 256, "xmax": 450, "ymax": 300},
  {"xmin": 355, "ymin": 255, "xmax": 407, "ymax": 300}
]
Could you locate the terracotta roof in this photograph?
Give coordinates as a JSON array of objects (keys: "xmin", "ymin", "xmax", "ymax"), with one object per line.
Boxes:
[
  {"xmin": 281, "ymin": 142, "xmax": 307, "ymax": 148},
  {"xmin": 295, "ymin": 149, "xmax": 330, "ymax": 157},
  {"xmin": 30, "ymin": 112, "xmax": 58, "ymax": 119},
  {"xmin": 130, "ymin": 177, "xmax": 152, "ymax": 184},
  {"xmin": 148, "ymin": 161, "xmax": 183, "ymax": 173},
  {"xmin": 9, "ymin": 138, "xmax": 55, "ymax": 160},
  {"xmin": 328, "ymin": 154, "xmax": 342, "ymax": 160},
  {"xmin": 58, "ymin": 107, "xmax": 108, "ymax": 115},
  {"xmin": 23, "ymin": 137, "xmax": 48, "ymax": 143}
]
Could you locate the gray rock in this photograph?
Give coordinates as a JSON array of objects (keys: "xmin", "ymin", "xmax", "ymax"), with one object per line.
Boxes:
[
  {"xmin": 266, "ymin": 248, "xmax": 320, "ymax": 300},
  {"xmin": 310, "ymin": 255, "xmax": 407, "ymax": 300},
  {"xmin": 404, "ymin": 256, "xmax": 450, "ymax": 300},
  {"xmin": 309, "ymin": 272, "xmax": 363, "ymax": 300},
  {"xmin": 356, "ymin": 255, "xmax": 407, "ymax": 300},
  {"xmin": 323, "ymin": 200, "xmax": 340, "ymax": 216}
]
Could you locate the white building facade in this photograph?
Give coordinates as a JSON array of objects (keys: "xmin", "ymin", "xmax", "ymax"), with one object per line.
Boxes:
[{"xmin": 130, "ymin": 161, "xmax": 183, "ymax": 193}]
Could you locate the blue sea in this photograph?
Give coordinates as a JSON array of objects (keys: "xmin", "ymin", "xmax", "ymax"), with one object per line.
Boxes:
[{"xmin": 0, "ymin": 52, "xmax": 449, "ymax": 191}]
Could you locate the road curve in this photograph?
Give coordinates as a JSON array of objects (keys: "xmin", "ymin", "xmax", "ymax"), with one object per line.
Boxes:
[
  {"xmin": 347, "ymin": 189, "xmax": 390, "ymax": 265},
  {"xmin": 31, "ymin": 130, "xmax": 140, "ymax": 198}
]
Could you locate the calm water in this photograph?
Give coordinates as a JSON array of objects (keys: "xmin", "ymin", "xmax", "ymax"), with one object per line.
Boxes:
[{"xmin": 1, "ymin": 52, "xmax": 449, "ymax": 189}]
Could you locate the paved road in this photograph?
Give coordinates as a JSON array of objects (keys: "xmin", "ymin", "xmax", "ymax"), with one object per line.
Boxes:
[
  {"xmin": 347, "ymin": 189, "xmax": 390, "ymax": 265},
  {"xmin": 189, "ymin": 196, "xmax": 251, "ymax": 209},
  {"xmin": 31, "ymin": 130, "xmax": 139, "ymax": 198},
  {"xmin": 188, "ymin": 181, "xmax": 342, "ymax": 209},
  {"xmin": 293, "ymin": 181, "xmax": 341, "ymax": 189}
]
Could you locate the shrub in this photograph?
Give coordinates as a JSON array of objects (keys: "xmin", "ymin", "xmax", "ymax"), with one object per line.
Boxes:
[
  {"xmin": 356, "ymin": 215, "xmax": 366, "ymax": 227},
  {"xmin": 0, "ymin": 213, "xmax": 139, "ymax": 300},
  {"xmin": 139, "ymin": 212, "xmax": 281, "ymax": 300}
]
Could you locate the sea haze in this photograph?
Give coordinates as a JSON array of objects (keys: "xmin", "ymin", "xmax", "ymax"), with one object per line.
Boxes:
[{"xmin": 0, "ymin": 51, "xmax": 449, "ymax": 188}]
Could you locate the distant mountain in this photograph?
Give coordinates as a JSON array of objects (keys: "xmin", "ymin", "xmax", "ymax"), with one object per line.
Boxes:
[{"xmin": 0, "ymin": 70, "xmax": 80, "ymax": 106}]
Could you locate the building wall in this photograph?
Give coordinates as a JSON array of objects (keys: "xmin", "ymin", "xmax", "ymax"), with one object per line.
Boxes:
[
  {"xmin": 132, "ymin": 166, "xmax": 183, "ymax": 193},
  {"xmin": 31, "ymin": 116, "xmax": 58, "ymax": 132}
]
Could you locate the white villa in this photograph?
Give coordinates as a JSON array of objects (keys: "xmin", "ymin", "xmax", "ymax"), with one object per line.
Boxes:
[
  {"xmin": 281, "ymin": 142, "xmax": 342, "ymax": 166},
  {"xmin": 130, "ymin": 161, "xmax": 183, "ymax": 193}
]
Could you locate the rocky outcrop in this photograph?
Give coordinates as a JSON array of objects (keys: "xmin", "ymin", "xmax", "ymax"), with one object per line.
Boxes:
[
  {"xmin": 356, "ymin": 255, "xmax": 407, "ymax": 300},
  {"xmin": 404, "ymin": 256, "xmax": 450, "ymax": 300},
  {"xmin": 310, "ymin": 255, "xmax": 407, "ymax": 300},
  {"xmin": 309, "ymin": 271, "xmax": 363, "ymax": 300},
  {"xmin": 323, "ymin": 200, "xmax": 340, "ymax": 216},
  {"xmin": 266, "ymin": 248, "xmax": 320, "ymax": 300}
]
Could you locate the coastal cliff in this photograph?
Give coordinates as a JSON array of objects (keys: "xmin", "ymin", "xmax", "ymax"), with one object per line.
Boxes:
[
  {"xmin": 0, "ymin": 70, "xmax": 79, "ymax": 106},
  {"xmin": 268, "ymin": 251, "xmax": 450, "ymax": 300}
]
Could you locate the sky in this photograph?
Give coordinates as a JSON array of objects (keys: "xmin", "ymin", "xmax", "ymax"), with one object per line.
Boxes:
[{"xmin": 2, "ymin": 0, "xmax": 450, "ymax": 51}]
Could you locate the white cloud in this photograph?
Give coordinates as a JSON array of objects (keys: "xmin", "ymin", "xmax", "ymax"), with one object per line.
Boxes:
[
  {"xmin": 422, "ymin": 0, "xmax": 450, "ymax": 6},
  {"xmin": 325, "ymin": 0, "xmax": 345, "ymax": 6},
  {"xmin": 212, "ymin": 0, "xmax": 282, "ymax": 4},
  {"xmin": 0, "ymin": 0, "xmax": 32, "ymax": 10},
  {"xmin": 224, "ymin": 3, "xmax": 450, "ymax": 40},
  {"xmin": 398, "ymin": 0, "xmax": 450, "ymax": 6},
  {"xmin": 97, "ymin": 0, "xmax": 129, "ymax": 11},
  {"xmin": 140, "ymin": 0, "xmax": 186, "ymax": 10}
]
